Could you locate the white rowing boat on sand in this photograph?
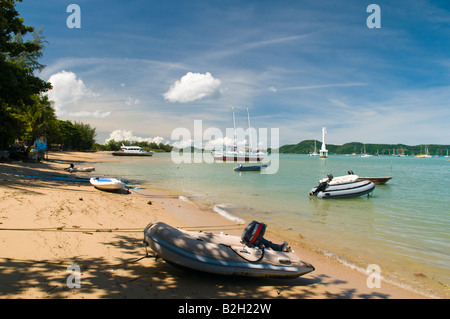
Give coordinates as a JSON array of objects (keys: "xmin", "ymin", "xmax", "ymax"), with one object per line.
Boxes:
[{"xmin": 90, "ymin": 177, "xmax": 125, "ymax": 191}]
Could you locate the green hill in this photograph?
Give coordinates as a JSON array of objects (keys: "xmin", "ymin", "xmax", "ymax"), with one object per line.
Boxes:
[{"xmin": 278, "ymin": 140, "xmax": 449, "ymax": 156}]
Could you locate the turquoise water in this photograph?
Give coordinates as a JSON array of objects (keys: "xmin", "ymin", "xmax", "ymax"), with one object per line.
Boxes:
[{"xmin": 94, "ymin": 153, "xmax": 449, "ymax": 298}]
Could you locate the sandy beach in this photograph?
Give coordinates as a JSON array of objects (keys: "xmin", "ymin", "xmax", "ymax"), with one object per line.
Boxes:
[{"xmin": 0, "ymin": 151, "xmax": 429, "ymax": 299}]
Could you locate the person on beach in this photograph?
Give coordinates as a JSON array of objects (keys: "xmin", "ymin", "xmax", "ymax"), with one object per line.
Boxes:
[{"xmin": 241, "ymin": 220, "xmax": 289, "ymax": 251}]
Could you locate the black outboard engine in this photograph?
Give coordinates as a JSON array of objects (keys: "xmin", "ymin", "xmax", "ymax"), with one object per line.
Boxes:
[
  {"xmin": 309, "ymin": 174, "xmax": 333, "ymax": 196},
  {"xmin": 241, "ymin": 221, "xmax": 288, "ymax": 251},
  {"xmin": 241, "ymin": 220, "xmax": 266, "ymax": 248}
]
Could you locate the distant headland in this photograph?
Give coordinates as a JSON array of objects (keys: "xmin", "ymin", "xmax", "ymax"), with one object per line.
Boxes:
[{"xmin": 277, "ymin": 140, "xmax": 450, "ymax": 156}]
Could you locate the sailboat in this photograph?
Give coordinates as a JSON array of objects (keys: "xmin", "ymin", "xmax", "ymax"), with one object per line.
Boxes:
[
  {"xmin": 308, "ymin": 140, "xmax": 319, "ymax": 156},
  {"xmin": 360, "ymin": 144, "xmax": 372, "ymax": 157},
  {"xmin": 213, "ymin": 107, "xmax": 265, "ymax": 162},
  {"xmin": 414, "ymin": 146, "xmax": 432, "ymax": 158}
]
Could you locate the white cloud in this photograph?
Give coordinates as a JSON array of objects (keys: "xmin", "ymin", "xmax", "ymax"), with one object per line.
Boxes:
[
  {"xmin": 68, "ymin": 110, "xmax": 112, "ymax": 119},
  {"xmin": 47, "ymin": 70, "xmax": 110, "ymax": 119},
  {"xmin": 125, "ymin": 97, "xmax": 141, "ymax": 106},
  {"xmin": 105, "ymin": 129, "xmax": 165, "ymax": 144},
  {"xmin": 163, "ymin": 72, "xmax": 222, "ymax": 103}
]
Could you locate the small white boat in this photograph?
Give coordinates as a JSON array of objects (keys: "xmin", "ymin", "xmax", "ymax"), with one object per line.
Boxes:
[
  {"xmin": 112, "ymin": 144, "xmax": 153, "ymax": 156},
  {"xmin": 65, "ymin": 166, "xmax": 95, "ymax": 173},
  {"xmin": 143, "ymin": 221, "xmax": 315, "ymax": 278},
  {"xmin": 90, "ymin": 177, "xmax": 125, "ymax": 191}
]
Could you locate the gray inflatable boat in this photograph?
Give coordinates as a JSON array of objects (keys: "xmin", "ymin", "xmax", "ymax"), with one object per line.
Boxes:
[
  {"xmin": 143, "ymin": 221, "xmax": 315, "ymax": 278},
  {"xmin": 309, "ymin": 180, "xmax": 375, "ymax": 199}
]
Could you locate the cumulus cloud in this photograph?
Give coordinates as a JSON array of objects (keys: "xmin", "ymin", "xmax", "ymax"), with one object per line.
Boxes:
[
  {"xmin": 105, "ymin": 129, "xmax": 165, "ymax": 144},
  {"xmin": 163, "ymin": 72, "xmax": 221, "ymax": 103},
  {"xmin": 47, "ymin": 70, "xmax": 109, "ymax": 119}
]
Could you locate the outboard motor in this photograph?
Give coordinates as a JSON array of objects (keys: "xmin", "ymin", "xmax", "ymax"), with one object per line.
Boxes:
[
  {"xmin": 309, "ymin": 174, "xmax": 333, "ymax": 196},
  {"xmin": 241, "ymin": 221, "xmax": 288, "ymax": 251},
  {"xmin": 241, "ymin": 220, "xmax": 266, "ymax": 248}
]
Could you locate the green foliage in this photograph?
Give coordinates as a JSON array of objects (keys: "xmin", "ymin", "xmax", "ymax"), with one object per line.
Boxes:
[
  {"xmin": 0, "ymin": 0, "xmax": 52, "ymax": 148},
  {"xmin": 279, "ymin": 140, "xmax": 450, "ymax": 156}
]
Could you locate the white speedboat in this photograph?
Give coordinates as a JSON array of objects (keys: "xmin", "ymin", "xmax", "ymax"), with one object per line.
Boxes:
[
  {"xmin": 90, "ymin": 177, "xmax": 125, "ymax": 191},
  {"xmin": 112, "ymin": 144, "xmax": 153, "ymax": 156}
]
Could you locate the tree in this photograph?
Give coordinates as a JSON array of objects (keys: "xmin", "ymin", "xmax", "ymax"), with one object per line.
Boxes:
[
  {"xmin": 73, "ymin": 121, "xmax": 96, "ymax": 150},
  {"xmin": 0, "ymin": 0, "xmax": 52, "ymax": 148}
]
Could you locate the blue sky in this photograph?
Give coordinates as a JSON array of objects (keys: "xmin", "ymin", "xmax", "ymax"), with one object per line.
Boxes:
[{"xmin": 16, "ymin": 0, "xmax": 450, "ymax": 146}]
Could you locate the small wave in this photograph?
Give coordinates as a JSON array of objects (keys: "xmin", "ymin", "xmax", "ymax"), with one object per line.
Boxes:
[
  {"xmin": 178, "ymin": 195, "xmax": 192, "ymax": 203},
  {"xmin": 213, "ymin": 205, "xmax": 245, "ymax": 224}
]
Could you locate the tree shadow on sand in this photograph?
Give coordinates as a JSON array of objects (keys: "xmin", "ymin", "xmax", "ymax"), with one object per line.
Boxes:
[{"xmin": 0, "ymin": 234, "xmax": 390, "ymax": 299}]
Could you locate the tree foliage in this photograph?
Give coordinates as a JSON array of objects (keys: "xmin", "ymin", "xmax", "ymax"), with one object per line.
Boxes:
[{"xmin": 0, "ymin": 0, "xmax": 52, "ymax": 149}]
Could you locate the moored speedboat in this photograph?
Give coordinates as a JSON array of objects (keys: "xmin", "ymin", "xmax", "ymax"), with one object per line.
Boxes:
[
  {"xmin": 143, "ymin": 221, "xmax": 315, "ymax": 278},
  {"xmin": 112, "ymin": 144, "xmax": 153, "ymax": 156}
]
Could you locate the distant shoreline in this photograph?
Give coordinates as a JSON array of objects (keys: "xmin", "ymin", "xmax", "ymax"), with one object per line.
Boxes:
[{"xmin": 277, "ymin": 140, "xmax": 450, "ymax": 156}]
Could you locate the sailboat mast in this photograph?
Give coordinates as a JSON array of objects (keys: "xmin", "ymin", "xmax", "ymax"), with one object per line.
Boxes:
[
  {"xmin": 232, "ymin": 106, "xmax": 237, "ymax": 152},
  {"xmin": 247, "ymin": 106, "xmax": 253, "ymax": 151}
]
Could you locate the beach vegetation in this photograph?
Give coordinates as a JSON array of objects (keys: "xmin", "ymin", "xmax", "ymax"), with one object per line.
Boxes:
[
  {"xmin": 0, "ymin": 1, "xmax": 97, "ymax": 152},
  {"xmin": 0, "ymin": 0, "xmax": 52, "ymax": 149}
]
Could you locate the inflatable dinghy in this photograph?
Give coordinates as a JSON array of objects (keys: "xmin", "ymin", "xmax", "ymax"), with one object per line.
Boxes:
[
  {"xmin": 143, "ymin": 221, "xmax": 315, "ymax": 278},
  {"xmin": 309, "ymin": 179, "xmax": 375, "ymax": 199}
]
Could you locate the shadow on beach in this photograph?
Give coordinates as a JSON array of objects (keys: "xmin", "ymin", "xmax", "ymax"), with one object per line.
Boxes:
[{"xmin": 0, "ymin": 233, "xmax": 390, "ymax": 299}]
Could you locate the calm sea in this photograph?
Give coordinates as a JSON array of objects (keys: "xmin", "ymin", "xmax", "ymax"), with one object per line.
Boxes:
[{"xmin": 93, "ymin": 153, "xmax": 449, "ymax": 298}]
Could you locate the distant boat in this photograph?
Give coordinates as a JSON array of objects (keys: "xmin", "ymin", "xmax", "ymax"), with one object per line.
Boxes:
[
  {"xmin": 308, "ymin": 140, "xmax": 319, "ymax": 156},
  {"xmin": 64, "ymin": 164, "xmax": 95, "ymax": 173},
  {"xmin": 234, "ymin": 164, "xmax": 268, "ymax": 172},
  {"xmin": 414, "ymin": 146, "xmax": 432, "ymax": 158},
  {"xmin": 112, "ymin": 144, "xmax": 153, "ymax": 156},
  {"xmin": 348, "ymin": 170, "xmax": 392, "ymax": 185},
  {"xmin": 213, "ymin": 106, "xmax": 265, "ymax": 162},
  {"xmin": 360, "ymin": 144, "xmax": 372, "ymax": 157},
  {"xmin": 90, "ymin": 177, "xmax": 125, "ymax": 191}
]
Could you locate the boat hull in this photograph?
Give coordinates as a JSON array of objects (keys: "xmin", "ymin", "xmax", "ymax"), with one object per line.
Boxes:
[
  {"xmin": 357, "ymin": 176, "xmax": 392, "ymax": 185},
  {"xmin": 234, "ymin": 165, "xmax": 267, "ymax": 171},
  {"xmin": 112, "ymin": 151, "xmax": 153, "ymax": 156},
  {"xmin": 67, "ymin": 167, "xmax": 95, "ymax": 173},
  {"xmin": 310, "ymin": 180, "xmax": 375, "ymax": 199},
  {"xmin": 143, "ymin": 222, "xmax": 314, "ymax": 278},
  {"xmin": 90, "ymin": 177, "xmax": 124, "ymax": 190}
]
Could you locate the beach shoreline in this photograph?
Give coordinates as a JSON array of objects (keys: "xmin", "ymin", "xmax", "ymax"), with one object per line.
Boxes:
[{"xmin": 0, "ymin": 151, "xmax": 432, "ymax": 299}]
